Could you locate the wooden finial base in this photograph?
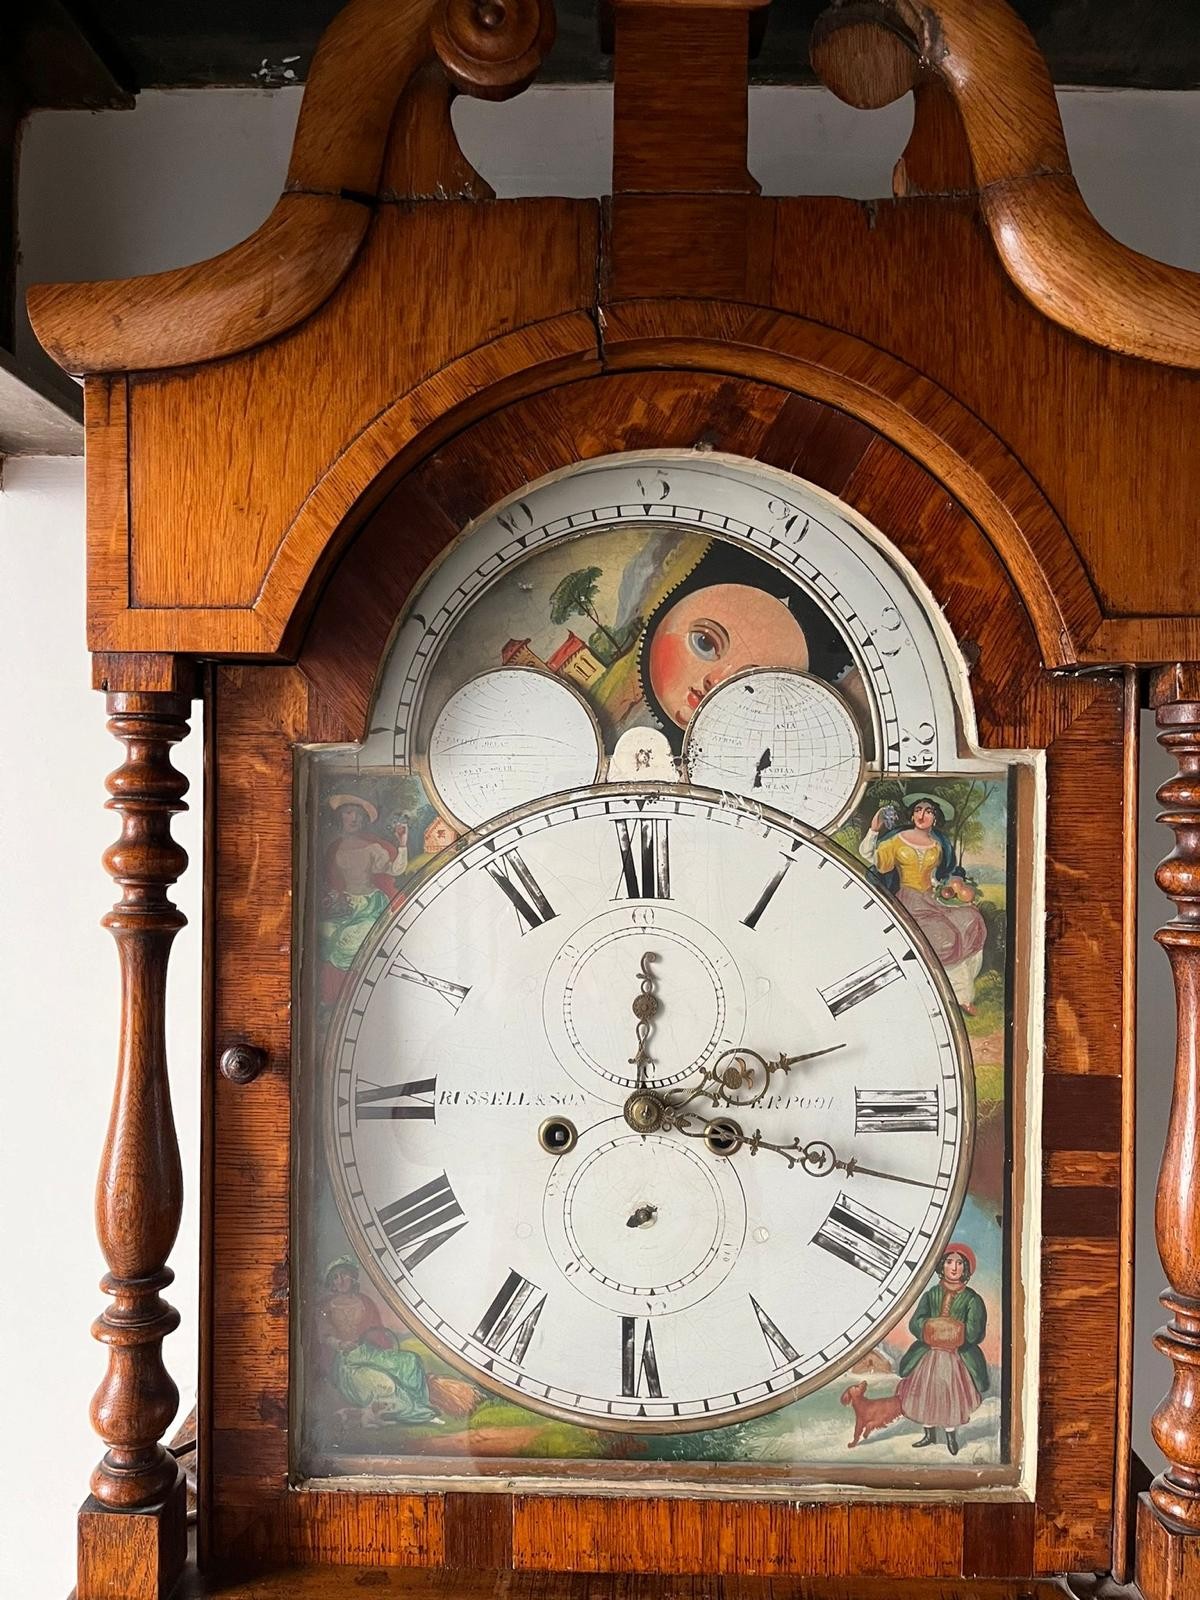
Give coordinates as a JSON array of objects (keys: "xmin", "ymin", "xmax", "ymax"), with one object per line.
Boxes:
[
  {"xmin": 1138, "ymin": 1491, "xmax": 1200, "ymax": 1600},
  {"xmin": 77, "ymin": 1468, "xmax": 188, "ymax": 1600}
]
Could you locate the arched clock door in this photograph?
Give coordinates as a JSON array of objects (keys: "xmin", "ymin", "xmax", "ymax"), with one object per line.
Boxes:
[{"xmin": 205, "ymin": 372, "xmax": 1122, "ymax": 1579}]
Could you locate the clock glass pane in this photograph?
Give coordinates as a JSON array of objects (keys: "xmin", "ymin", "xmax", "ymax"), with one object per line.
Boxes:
[{"xmin": 293, "ymin": 452, "xmax": 1037, "ymax": 1492}]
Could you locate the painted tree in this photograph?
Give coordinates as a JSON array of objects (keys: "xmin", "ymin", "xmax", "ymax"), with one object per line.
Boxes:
[
  {"xmin": 934, "ymin": 779, "xmax": 990, "ymax": 865},
  {"xmin": 548, "ymin": 566, "xmax": 620, "ymax": 654}
]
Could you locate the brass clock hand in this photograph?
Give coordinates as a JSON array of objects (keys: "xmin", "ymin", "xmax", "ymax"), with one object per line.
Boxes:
[
  {"xmin": 695, "ymin": 1043, "xmax": 847, "ymax": 1109},
  {"xmin": 628, "ymin": 951, "xmax": 660, "ymax": 1090},
  {"xmin": 785, "ymin": 1139, "xmax": 938, "ymax": 1188},
  {"xmin": 832, "ymin": 1156, "xmax": 938, "ymax": 1190},
  {"xmin": 655, "ymin": 1105, "xmax": 937, "ymax": 1190}
]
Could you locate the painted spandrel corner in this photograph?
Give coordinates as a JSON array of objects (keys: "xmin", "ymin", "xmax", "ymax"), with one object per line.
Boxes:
[{"xmin": 293, "ymin": 455, "xmax": 1034, "ymax": 1488}]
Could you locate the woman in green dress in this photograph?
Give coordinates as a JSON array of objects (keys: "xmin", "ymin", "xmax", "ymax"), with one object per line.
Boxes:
[
  {"xmin": 897, "ymin": 1244, "xmax": 988, "ymax": 1456},
  {"xmin": 317, "ymin": 1258, "xmax": 438, "ymax": 1427}
]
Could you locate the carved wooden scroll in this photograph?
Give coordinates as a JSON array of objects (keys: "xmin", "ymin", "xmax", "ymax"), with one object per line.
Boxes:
[
  {"xmin": 1147, "ymin": 665, "xmax": 1200, "ymax": 1553},
  {"xmin": 810, "ymin": 0, "xmax": 1200, "ymax": 369},
  {"xmin": 27, "ymin": 0, "xmax": 557, "ymax": 374}
]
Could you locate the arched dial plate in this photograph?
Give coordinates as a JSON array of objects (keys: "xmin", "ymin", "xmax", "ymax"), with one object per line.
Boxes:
[
  {"xmin": 376, "ymin": 452, "xmax": 966, "ymax": 779},
  {"xmin": 327, "ymin": 786, "xmax": 973, "ymax": 1432}
]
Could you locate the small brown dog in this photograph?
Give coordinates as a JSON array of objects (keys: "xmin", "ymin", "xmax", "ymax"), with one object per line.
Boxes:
[{"xmin": 840, "ymin": 1380, "xmax": 903, "ymax": 1447}]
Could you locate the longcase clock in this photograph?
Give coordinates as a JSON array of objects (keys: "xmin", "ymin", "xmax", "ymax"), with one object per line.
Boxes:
[{"xmin": 26, "ymin": 1, "xmax": 1200, "ymax": 1597}]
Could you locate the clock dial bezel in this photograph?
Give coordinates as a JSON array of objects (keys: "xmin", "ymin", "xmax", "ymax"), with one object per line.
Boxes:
[{"xmin": 322, "ymin": 781, "xmax": 975, "ymax": 1434}]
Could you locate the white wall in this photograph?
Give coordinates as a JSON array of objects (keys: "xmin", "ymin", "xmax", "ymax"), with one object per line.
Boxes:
[{"xmin": 3, "ymin": 81, "xmax": 1196, "ymax": 1599}]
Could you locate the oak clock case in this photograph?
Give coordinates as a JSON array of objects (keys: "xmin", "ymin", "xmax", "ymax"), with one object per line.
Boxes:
[{"xmin": 296, "ymin": 453, "xmax": 1032, "ymax": 1490}]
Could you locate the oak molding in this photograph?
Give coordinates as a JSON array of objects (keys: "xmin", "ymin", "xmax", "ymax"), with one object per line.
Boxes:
[
  {"xmin": 273, "ymin": 306, "xmax": 1098, "ymax": 672},
  {"xmin": 810, "ymin": 0, "xmax": 1200, "ymax": 370},
  {"xmin": 27, "ymin": 0, "xmax": 1200, "ymax": 378},
  {"xmin": 80, "ymin": 308, "xmax": 1100, "ymax": 674},
  {"xmin": 25, "ymin": 0, "xmax": 557, "ymax": 375}
]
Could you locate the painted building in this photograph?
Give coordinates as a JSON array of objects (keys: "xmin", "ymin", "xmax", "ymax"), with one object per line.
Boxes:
[
  {"xmin": 500, "ymin": 637, "xmax": 546, "ymax": 670},
  {"xmin": 423, "ymin": 816, "xmax": 458, "ymax": 856},
  {"xmin": 546, "ymin": 630, "xmax": 604, "ymax": 688}
]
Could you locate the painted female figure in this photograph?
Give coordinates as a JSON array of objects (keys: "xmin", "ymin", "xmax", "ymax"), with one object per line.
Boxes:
[
  {"xmin": 316, "ymin": 1258, "xmax": 438, "ymax": 1427},
  {"xmin": 897, "ymin": 1244, "xmax": 988, "ymax": 1456},
  {"xmin": 858, "ymin": 795, "xmax": 987, "ymax": 1012},
  {"xmin": 317, "ymin": 794, "xmax": 403, "ymax": 1002}
]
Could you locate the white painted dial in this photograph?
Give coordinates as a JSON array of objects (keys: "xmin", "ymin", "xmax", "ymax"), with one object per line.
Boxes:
[
  {"xmin": 427, "ymin": 667, "xmax": 602, "ymax": 827},
  {"xmin": 327, "ymin": 787, "xmax": 972, "ymax": 1430},
  {"xmin": 683, "ymin": 668, "xmax": 864, "ymax": 828}
]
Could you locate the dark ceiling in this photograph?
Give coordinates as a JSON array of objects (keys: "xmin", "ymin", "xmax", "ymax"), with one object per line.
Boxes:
[{"xmin": 28, "ymin": 0, "xmax": 1200, "ymax": 98}]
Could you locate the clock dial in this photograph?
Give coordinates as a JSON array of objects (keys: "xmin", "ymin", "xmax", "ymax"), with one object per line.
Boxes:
[
  {"xmin": 300, "ymin": 447, "xmax": 1026, "ymax": 1483},
  {"xmin": 327, "ymin": 787, "xmax": 972, "ymax": 1430},
  {"xmin": 425, "ymin": 667, "xmax": 602, "ymax": 827},
  {"xmin": 683, "ymin": 668, "xmax": 864, "ymax": 828},
  {"xmin": 377, "ymin": 453, "xmax": 976, "ymax": 784}
]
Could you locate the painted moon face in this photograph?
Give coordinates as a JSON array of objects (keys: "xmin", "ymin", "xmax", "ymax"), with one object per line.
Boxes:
[{"xmin": 646, "ymin": 583, "xmax": 812, "ymax": 729}]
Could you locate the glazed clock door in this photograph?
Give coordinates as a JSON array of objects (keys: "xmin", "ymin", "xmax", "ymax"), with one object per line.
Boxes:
[{"xmin": 295, "ymin": 451, "xmax": 1034, "ymax": 1490}]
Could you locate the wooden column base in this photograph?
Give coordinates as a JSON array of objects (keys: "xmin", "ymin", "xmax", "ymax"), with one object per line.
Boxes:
[
  {"xmin": 1137, "ymin": 1492, "xmax": 1200, "ymax": 1600},
  {"xmin": 166, "ymin": 1570, "xmax": 1078, "ymax": 1600},
  {"xmin": 78, "ymin": 1466, "xmax": 187, "ymax": 1600}
]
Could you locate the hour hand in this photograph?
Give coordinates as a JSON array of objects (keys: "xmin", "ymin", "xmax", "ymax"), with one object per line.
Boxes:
[
  {"xmin": 791, "ymin": 1140, "xmax": 937, "ymax": 1189},
  {"xmin": 701, "ymin": 1042, "xmax": 845, "ymax": 1107}
]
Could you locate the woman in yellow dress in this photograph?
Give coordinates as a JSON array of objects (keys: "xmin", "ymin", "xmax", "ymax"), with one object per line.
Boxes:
[{"xmin": 858, "ymin": 797, "xmax": 987, "ymax": 1013}]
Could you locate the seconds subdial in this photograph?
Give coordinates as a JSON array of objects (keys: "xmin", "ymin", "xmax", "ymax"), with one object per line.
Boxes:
[{"xmin": 543, "ymin": 906, "xmax": 747, "ymax": 1098}]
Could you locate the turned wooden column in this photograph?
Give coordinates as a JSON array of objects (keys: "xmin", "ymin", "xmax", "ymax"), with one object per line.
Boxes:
[
  {"xmin": 1148, "ymin": 665, "xmax": 1200, "ymax": 1535},
  {"xmin": 89, "ymin": 686, "xmax": 190, "ymax": 1515}
]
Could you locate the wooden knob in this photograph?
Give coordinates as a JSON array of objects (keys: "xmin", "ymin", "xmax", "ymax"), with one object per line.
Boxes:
[
  {"xmin": 433, "ymin": 0, "xmax": 556, "ymax": 100},
  {"xmin": 220, "ymin": 1043, "xmax": 267, "ymax": 1085},
  {"xmin": 811, "ymin": 10, "xmax": 922, "ymax": 111}
]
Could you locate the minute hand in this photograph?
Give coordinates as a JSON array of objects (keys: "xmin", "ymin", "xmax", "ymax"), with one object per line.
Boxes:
[
  {"xmin": 833, "ymin": 1154, "xmax": 937, "ymax": 1190},
  {"xmin": 667, "ymin": 1112, "xmax": 937, "ymax": 1189},
  {"xmin": 776, "ymin": 1045, "xmax": 848, "ymax": 1067}
]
